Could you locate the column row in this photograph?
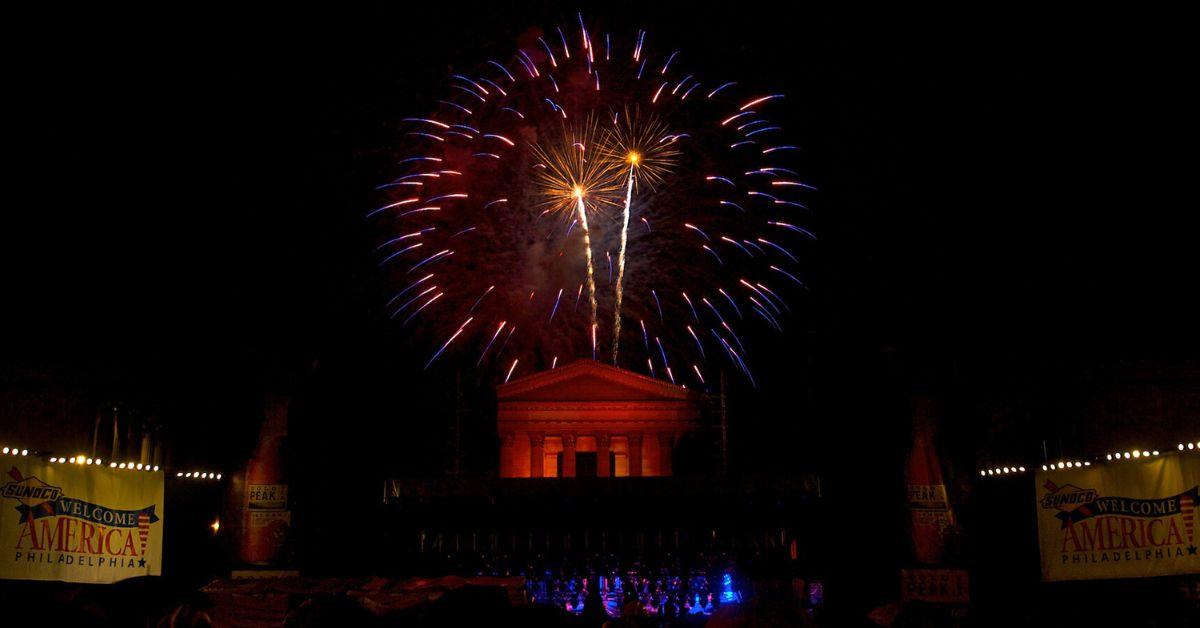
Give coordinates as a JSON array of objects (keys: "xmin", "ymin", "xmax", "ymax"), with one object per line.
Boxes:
[{"xmin": 498, "ymin": 431, "xmax": 676, "ymax": 478}]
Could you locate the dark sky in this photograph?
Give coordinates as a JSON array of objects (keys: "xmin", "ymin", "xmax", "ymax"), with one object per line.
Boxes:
[{"xmin": 4, "ymin": 3, "xmax": 1197, "ymax": 474}]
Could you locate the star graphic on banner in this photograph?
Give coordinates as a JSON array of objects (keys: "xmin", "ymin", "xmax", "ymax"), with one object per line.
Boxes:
[
  {"xmin": 1187, "ymin": 545, "xmax": 1198, "ymax": 556},
  {"xmin": 138, "ymin": 558, "xmax": 147, "ymax": 567}
]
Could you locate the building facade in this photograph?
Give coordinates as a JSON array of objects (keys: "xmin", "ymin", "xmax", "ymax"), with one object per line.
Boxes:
[{"xmin": 496, "ymin": 360, "xmax": 702, "ymax": 478}]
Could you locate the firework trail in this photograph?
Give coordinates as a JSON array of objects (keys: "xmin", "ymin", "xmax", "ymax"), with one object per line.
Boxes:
[
  {"xmin": 614, "ymin": 167, "xmax": 633, "ymax": 362},
  {"xmin": 600, "ymin": 108, "xmax": 679, "ymax": 363},
  {"xmin": 576, "ymin": 192, "xmax": 598, "ymax": 329},
  {"xmin": 371, "ymin": 15, "xmax": 815, "ymax": 388}
]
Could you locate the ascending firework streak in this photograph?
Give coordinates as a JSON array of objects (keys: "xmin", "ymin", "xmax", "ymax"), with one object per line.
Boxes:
[
  {"xmin": 602, "ymin": 109, "xmax": 678, "ymax": 364},
  {"xmin": 576, "ymin": 190, "xmax": 598, "ymax": 329},
  {"xmin": 613, "ymin": 165, "xmax": 633, "ymax": 363}
]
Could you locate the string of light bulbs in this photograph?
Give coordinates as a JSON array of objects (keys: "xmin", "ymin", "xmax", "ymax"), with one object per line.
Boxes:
[
  {"xmin": 979, "ymin": 438, "xmax": 1200, "ymax": 478},
  {"xmin": 3, "ymin": 441, "xmax": 221, "ymax": 480}
]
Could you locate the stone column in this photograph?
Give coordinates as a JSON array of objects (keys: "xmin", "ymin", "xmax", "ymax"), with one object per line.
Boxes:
[
  {"xmin": 596, "ymin": 433, "xmax": 612, "ymax": 478},
  {"xmin": 658, "ymin": 432, "xmax": 674, "ymax": 477},
  {"xmin": 628, "ymin": 433, "xmax": 643, "ymax": 477},
  {"xmin": 529, "ymin": 433, "xmax": 545, "ymax": 478},
  {"xmin": 561, "ymin": 433, "xmax": 577, "ymax": 477},
  {"xmin": 499, "ymin": 432, "xmax": 515, "ymax": 477}
]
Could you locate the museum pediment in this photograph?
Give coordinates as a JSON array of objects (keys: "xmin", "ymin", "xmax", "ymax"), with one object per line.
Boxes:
[{"xmin": 496, "ymin": 359, "xmax": 697, "ymax": 403}]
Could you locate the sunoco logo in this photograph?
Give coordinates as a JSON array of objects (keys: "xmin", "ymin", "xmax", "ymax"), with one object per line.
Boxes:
[
  {"xmin": 1041, "ymin": 483, "xmax": 1098, "ymax": 512},
  {"xmin": 1, "ymin": 477, "xmax": 62, "ymax": 505}
]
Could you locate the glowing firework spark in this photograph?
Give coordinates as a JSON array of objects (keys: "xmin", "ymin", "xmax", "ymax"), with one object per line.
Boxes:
[
  {"xmin": 372, "ymin": 15, "xmax": 814, "ymax": 388},
  {"xmin": 530, "ymin": 117, "xmax": 622, "ymax": 331}
]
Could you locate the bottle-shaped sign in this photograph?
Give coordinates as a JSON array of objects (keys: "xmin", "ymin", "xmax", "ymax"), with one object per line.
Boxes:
[
  {"xmin": 240, "ymin": 394, "xmax": 290, "ymax": 565},
  {"xmin": 905, "ymin": 396, "xmax": 956, "ymax": 564}
]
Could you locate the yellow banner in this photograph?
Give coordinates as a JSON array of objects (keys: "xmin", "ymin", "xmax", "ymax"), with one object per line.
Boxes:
[
  {"xmin": 1, "ymin": 460, "xmax": 164, "ymax": 583},
  {"xmin": 1037, "ymin": 453, "xmax": 1200, "ymax": 581}
]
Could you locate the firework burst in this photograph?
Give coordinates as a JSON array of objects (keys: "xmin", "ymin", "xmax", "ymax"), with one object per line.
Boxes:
[
  {"xmin": 371, "ymin": 14, "xmax": 816, "ymax": 389},
  {"xmin": 529, "ymin": 116, "xmax": 623, "ymax": 341}
]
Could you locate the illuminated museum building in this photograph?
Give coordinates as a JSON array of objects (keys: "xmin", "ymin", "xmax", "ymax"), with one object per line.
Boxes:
[{"xmin": 496, "ymin": 360, "xmax": 701, "ymax": 478}]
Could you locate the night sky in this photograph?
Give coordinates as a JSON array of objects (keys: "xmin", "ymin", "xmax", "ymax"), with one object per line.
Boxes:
[{"xmin": 4, "ymin": 3, "xmax": 1197, "ymax": 480}]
